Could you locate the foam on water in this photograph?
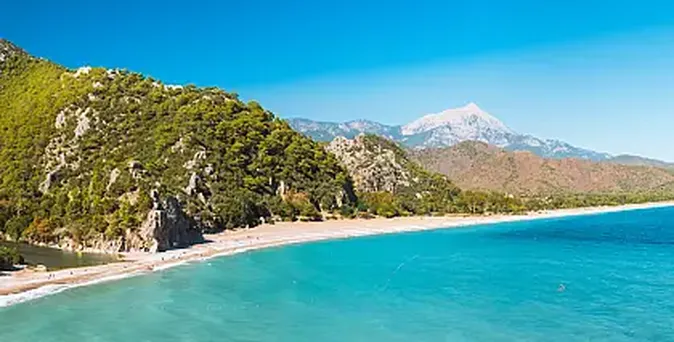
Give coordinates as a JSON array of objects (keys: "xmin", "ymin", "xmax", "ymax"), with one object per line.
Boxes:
[
  {"xmin": 1, "ymin": 207, "xmax": 674, "ymax": 341},
  {"xmin": 0, "ymin": 270, "xmax": 149, "ymax": 308}
]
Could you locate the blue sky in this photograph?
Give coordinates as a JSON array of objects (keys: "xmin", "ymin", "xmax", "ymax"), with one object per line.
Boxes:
[{"xmin": 2, "ymin": 0, "xmax": 674, "ymax": 160}]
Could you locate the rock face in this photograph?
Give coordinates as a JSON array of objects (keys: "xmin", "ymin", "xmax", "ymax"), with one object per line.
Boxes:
[
  {"xmin": 0, "ymin": 39, "xmax": 27, "ymax": 74},
  {"xmin": 44, "ymin": 194, "xmax": 203, "ymax": 253},
  {"xmin": 325, "ymin": 135, "xmax": 461, "ymax": 216},
  {"xmin": 138, "ymin": 194, "xmax": 203, "ymax": 252},
  {"xmin": 325, "ymin": 134, "xmax": 460, "ymax": 198},
  {"xmin": 326, "ymin": 135, "xmax": 410, "ymax": 193}
]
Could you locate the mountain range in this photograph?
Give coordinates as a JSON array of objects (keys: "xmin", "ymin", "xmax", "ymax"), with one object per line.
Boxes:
[
  {"xmin": 409, "ymin": 141, "xmax": 674, "ymax": 196},
  {"xmin": 288, "ymin": 103, "xmax": 670, "ymax": 165}
]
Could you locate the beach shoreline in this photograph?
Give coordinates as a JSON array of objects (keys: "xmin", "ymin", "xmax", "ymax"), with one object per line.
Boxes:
[{"xmin": 2, "ymin": 201, "xmax": 673, "ymax": 308}]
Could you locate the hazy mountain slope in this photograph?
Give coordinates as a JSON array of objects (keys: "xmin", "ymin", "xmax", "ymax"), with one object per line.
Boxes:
[
  {"xmin": 503, "ymin": 135, "xmax": 611, "ymax": 161},
  {"xmin": 289, "ymin": 103, "xmax": 614, "ymax": 161},
  {"xmin": 287, "ymin": 118, "xmax": 403, "ymax": 141},
  {"xmin": 607, "ymin": 155, "xmax": 674, "ymax": 170},
  {"xmin": 0, "ymin": 39, "xmax": 354, "ymax": 251},
  {"xmin": 408, "ymin": 141, "xmax": 674, "ymax": 196}
]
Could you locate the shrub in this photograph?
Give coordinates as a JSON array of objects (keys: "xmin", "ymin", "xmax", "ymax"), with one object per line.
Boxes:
[{"xmin": 0, "ymin": 246, "xmax": 24, "ymax": 270}]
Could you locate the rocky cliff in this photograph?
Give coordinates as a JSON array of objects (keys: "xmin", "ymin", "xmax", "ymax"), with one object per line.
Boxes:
[
  {"xmin": 326, "ymin": 135, "xmax": 461, "ymax": 215},
  {"xmin": 326, "ymin": 135, "xmax": 412, "ymax": 193}
]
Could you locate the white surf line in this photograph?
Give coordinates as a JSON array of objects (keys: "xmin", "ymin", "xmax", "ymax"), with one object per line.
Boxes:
[{"xmin": 0, "ymin": 269, "xmax": 147, "ymax": 308}]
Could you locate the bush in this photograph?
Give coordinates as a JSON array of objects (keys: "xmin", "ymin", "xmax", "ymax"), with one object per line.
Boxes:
[
  {"xmin": 360, "ymin": 192, "xmax": 401, "ymax": 218},
  {"xmin": 0, "ymin": 246, "xmax": 24, "ymax": 270},
  {"xmin": 22, "ymin": 217, "xmax": 55, "ymax": 243}
]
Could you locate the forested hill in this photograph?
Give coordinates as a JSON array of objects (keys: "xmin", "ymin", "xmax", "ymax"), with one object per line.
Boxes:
[{"xmin": 0, "ymin": 39, "xmax": 355, "ymax": 252}]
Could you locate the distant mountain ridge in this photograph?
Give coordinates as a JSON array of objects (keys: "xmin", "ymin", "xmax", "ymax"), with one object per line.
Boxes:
[
  {"xmin": 409, "ymin": 141, "xmax": 674, "ymax": 196},
  {"xmin": 288, "ymin": 103, "xmax": 656, "ymax": 162},
  {"xmin": 287, "ymin": 118, "xmax": 401, "ymax": 142},
  {"xmin": 607, "ymin": 155, "xmax": 674, "ymax": 170}
]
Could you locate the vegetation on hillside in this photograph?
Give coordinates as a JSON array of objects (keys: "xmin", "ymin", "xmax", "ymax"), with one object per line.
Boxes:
[
  {"xmin": 0, "ymin": 40, "xmax": 355, "ymax": 249},
  {"xmin": 0, "ymin": 246, "xmax": 23, "ymax": 270}
]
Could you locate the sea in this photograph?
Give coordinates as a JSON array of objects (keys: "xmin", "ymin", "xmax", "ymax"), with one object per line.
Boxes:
[{"xmin": 1, "ymin": 207, "xmax": 673, "ymax": 341}]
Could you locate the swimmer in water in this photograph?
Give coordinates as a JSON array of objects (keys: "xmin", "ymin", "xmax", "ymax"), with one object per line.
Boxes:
[{"xmin": 558, "ymin": 283, "xmax": 566, "ymax": 292}]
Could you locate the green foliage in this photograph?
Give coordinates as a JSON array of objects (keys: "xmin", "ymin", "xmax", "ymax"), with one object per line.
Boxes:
[
  {"xmin": 525, "ymin": 192, "xmax": 674, "ymax": 210},
  {"xmin": 4, "ymin": 215, "xmax": 32, "ymax": 240},
  {"xmin": 0, "ymin": 246, "xmax": 24, "ymax": 270},
  {"xmin": 0, "ymin": 50, "xmax": 355, "ymax": 246},
  {"xmin": 360, "ymin": 192, "xmax": 401, "ymax": 218},
  {"xmin": 210, "ymin": 191, "xmax": 263, "ymax": 230},
  {"xmin": 22, "ymin": 217, "xmax": 56, "ymax": 243},
  {"xmin": 454, "ymin": 191, "xmax": 526, "ymax": 214}
]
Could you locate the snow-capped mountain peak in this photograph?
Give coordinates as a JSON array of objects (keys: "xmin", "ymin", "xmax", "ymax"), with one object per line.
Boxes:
[
  {"xmin": 401, "ymin": 102, "xmax": 513, "ymax": 136},
  {"xmin": 399, "ymin": 103, "xmax": 514, "ymax": 147},
  {"xmin": 287, "ymin": 102, "xmax": 615, "ymax": 161}
]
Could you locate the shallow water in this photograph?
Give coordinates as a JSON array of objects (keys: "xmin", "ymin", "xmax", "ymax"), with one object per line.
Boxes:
[
  {"xmin": 0, "ymin": 241, "xmax": 119, "ymax": 270},
  {"xmin": 1, "ymin": 207, "xmax": 674, "ymax": 341}
]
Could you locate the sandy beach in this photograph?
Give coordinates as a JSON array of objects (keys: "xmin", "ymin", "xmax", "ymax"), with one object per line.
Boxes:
[{"xmin": 1, "ymin": 201, "xmax": 673, "ymax": 307}]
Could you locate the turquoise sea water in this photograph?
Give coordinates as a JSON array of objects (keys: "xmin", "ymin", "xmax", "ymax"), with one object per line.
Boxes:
[{"xmin": 2, "ymin": 207, "xmax": 674, "ymax": 341}]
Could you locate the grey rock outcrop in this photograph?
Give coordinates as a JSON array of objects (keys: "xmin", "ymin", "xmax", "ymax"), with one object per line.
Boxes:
[
  {"xmin": 137, "ymin": 192, "xmax": 204, "ymax": 252},
  {"xmin": 44, "ymin": 192, "xmax": 204, "ymax": 254},
  {"xmin": 0, "ymin": 39, "xmax": 28, "ymax": 74},
  {"xmin": 326, "ymin": 135, "xmax": 410, "ymax": 193}
]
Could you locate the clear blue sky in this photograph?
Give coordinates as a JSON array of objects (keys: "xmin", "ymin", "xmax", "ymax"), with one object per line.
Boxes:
[{"xmin": 2, "ymin": 0, "xmax": 674, "ymax": 160}]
